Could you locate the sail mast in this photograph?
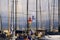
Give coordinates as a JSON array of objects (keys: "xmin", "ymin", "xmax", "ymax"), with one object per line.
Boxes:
[
  {"xmin": 39, "ymin": 0, "xmax": 42, "ymax": 29},
  {"xmin": 0, "ymin": 14, "xmax": 2, "ymax": 32},
  {"xmin": 15, "ymin": 0, "xmax": 18, "ymax": 30},
  {"xmin": 8, "ymin": 0, "xmax": 10, "ymax": 33},
  {"xmin": 27, "ymin": 0, "xmax": 29, "ymax": 35},
  {"xmin": 36, "ymin": 0, "xmax": 38, "ymax": 31},
  {"xmin": 0, "ymin": 1, "xmax": 2, "ymax": 32},
  {"xmin": 48, "ymin": 0, "xmax": 51, "ymax": 31},
  {"xmin": 53, "ymin": 0, "xmax": 55, "ymax": 31}
]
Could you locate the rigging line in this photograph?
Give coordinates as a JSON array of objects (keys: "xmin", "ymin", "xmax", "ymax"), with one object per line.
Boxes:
[{"xmin": 28, "ymin": 10, "xmax": 45, "ymax": 12}]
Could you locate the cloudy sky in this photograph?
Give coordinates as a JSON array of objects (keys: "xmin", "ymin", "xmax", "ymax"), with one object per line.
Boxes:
[{"xmin": 0, "ymin": 0, "xmax": 58, "ymax": 29}]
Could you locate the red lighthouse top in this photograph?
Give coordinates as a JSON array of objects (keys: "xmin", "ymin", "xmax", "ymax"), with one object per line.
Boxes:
[{"xmin": 28, "ymin": 17, "xmax": 32, "ymax": 23}]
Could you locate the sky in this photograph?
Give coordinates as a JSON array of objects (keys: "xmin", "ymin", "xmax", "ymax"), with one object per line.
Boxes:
[{"xmin": 0, "ymin": 0, "xmax": 58, "ymax": 30}]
